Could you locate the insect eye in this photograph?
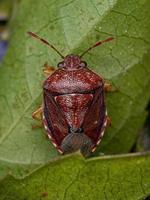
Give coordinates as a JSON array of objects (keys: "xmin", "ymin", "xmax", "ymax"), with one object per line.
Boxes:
[
  {"xmin": 57, "ymin": 62, "xmax": 64, "ymax": 68},
  {"xmin": 80, "ymin": 61, "xmax": 87, "ymax": 67}
]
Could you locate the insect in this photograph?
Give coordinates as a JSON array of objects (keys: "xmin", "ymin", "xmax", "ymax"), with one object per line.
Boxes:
[{"xmin": 28, "ymin": 31, "xmax": 114, "ymax": 156}]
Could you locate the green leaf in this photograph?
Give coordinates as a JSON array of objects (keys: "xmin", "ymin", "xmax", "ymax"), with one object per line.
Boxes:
[
  {"xmin": 0, "ymin": 0, "xmax": 150, "ymax": 178},
  {"xmin": 1, "ymin": 153, "xmax": 150, "ymax": 200}
]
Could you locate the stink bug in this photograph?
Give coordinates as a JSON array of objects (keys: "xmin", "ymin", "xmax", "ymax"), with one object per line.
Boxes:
[{"xmin": 28, "ymin": 31, "xmax": 114, "ymax": 156}]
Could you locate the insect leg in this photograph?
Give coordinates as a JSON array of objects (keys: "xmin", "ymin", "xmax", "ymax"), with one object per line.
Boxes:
[
  {"xmin": 43, "ymin": 62, "xmax": 56, "ymax": 76},
  {"xmin": 32, "ymin": 105, "xmax": 43, "ymax": 121},
  {"xmin": 106, "ymin": 116, "xmax": 112, "ymax": 127},
  {"xmin": 32, "ymin": 123, "xmax": 43, "ymax": 129},
  {"xmin": 104, "ymin": 82, "xmax": 117, "ymax": 92}
]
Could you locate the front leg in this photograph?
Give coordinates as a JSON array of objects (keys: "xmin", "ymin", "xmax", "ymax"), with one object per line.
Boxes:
[
  {"xmin": 106, "ymin": 116, "xmax": 112, "ymax": 127},
  {"xmin": 104, "ymin": 82, "xmax": 117, "ymax": 92},
  {"xmin": 43, "ymin": 62, "xmax": 56, "ymax": 77},
  {"xmin": 32, "ymin": 105, "xmax": 43, "ymax": 129},
  {"xmin": 32, "ymin": 105, "xmax": 43, "ymax": 121}
]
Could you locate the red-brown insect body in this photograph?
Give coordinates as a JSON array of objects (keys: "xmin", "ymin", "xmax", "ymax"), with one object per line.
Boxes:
[
  {"xmin": 43, "ymin": 55, "xmax": 107, "ymax": 154},
  {"xmin": 27, "ymin": 31, "xmax": 113, "ymax": 156}
]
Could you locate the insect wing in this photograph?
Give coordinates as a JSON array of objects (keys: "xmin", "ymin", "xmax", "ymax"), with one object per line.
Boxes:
[
  {"xmin": 43, "ymin": 89, "xmax": 68, "ymax": 149},
  {"xmin": 82, "ymin": 86, "xmax": 107, "ymax": 147}
]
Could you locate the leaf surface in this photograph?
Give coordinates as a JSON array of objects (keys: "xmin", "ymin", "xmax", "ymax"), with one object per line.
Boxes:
[
  {"xmin": 0, "ymin": 0, "xmax": 150, "ymax": 178},
  {"xmin": 0, "ymin": 153, "xmax": 150, "ymax": 200}
]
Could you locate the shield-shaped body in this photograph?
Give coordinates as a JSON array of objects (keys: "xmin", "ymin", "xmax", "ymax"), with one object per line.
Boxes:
[{"xmin": 43, "ymin": 66, "xmax": 107, "ymax": 156}]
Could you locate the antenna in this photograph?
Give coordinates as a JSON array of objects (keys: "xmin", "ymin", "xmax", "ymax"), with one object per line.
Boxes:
[
  {"xmin": 27, "ymin": 31, "xmax": 64, "ymax": 59},
  {"xmin": 80, "ymin": 37, "xmax": 114, "ymax": 58}
]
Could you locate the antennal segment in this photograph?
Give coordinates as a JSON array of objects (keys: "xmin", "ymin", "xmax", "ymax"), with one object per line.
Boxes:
[
  {"xmin": 27, "ymin": 31, "xmax": 64, "ymax": 59},
  {"xmin": 80, "ymin": 37, "xmax": 114, "ymax": 58}
]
